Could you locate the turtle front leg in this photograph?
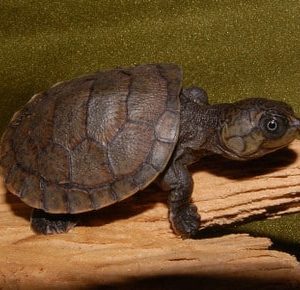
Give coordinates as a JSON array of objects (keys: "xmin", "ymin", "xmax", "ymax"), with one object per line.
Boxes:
[
  {"xmin": 31, "ymin": 209, "xmax": 78, "ymax": 235},
  {"xmin": 159, "ymin": 162, "xmax": 200, "ymax": 238}
]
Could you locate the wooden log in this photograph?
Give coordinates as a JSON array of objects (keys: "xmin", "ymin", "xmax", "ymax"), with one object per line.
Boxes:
[
  {"xmin": 196, "ymin": 139, "xmax": 300, "ymax": 229},
  {"xmin": 1, "ymin": 140, "xmax": 300, "ymax": 289}
]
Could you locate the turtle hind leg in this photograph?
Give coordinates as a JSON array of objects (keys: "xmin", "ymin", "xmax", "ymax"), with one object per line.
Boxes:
[{"xmin": 30, "ymin": 209, "xmax": 79, "ymax": 235}]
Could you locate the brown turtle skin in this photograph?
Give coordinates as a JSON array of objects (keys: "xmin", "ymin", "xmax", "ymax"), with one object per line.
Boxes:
[{"xmin": 1, "ymin": 63, "xmax": 300, "ymax": 237}]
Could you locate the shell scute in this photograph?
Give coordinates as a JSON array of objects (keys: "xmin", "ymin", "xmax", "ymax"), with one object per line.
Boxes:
[
  {"xmin": 70, "ymin": 139, "xmax": 113, "ymax": 187},
  {"xmin": 87, "ymin": 71, "xmax": 129, "ymax": 145},
  {"xmin": 53, "ymin": 79, "xmax": 94, "ymax": 150},
  {"xmin": 127, "ymin": 65, "xmax": 168, "ymax": 124},
  {"xmin": 108, "ymin": 123, "xmax": 154, "ymax": 176},
  {"xmin": 38, "ymin": 143, "xmax": 70, "ymax": 184}
]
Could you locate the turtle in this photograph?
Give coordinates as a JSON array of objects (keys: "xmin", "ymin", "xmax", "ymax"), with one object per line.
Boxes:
[{"xmin": 0, "ymin": 63, "xmax": 300, "ymax": 238}]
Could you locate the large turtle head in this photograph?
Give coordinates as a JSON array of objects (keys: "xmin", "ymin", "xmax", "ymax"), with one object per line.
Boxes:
[{"xmin": 218, "ymin": 98, "xmax": 300, "ymax": 160}]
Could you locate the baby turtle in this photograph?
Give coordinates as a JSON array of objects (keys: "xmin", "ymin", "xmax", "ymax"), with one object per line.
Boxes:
[{"xmin": 1, "ymin": 64, "xmax": 299, "ymax": 238}]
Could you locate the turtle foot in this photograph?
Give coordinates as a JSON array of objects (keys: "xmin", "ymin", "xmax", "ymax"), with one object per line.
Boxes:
[
  {"xmin": 30, "ymin": 209, "xmax": 78, "ymax": 235},
  {"xmin": 169, "ymin": 204, "xmax": 201, "ymax": 239}
]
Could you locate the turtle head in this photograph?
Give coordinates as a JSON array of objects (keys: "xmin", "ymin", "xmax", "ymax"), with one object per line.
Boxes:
[{"xmin": 218, "ymin": 98, "xmax": 300, "ymax": 160}]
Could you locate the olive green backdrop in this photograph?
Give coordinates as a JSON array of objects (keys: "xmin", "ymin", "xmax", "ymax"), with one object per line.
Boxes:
[{"xmin": 0, "ymin": 1, "xmax": 299, "ymax": 248}]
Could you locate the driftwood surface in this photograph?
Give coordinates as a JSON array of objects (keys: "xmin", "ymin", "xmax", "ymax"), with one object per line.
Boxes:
[{"xmin": 1, "ymin": 140, "xmax": 300, "ymax": 289}]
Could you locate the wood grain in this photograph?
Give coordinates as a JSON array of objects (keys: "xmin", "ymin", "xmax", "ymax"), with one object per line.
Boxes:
[{"xmin": 1, "ymin": 141, "xmax": 300, "ymax": 289}]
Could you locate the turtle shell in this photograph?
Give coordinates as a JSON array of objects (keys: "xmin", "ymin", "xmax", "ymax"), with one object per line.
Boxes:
[{"xmin": 0, "ymin": 64, "xmax": 182, "ymax": 214}]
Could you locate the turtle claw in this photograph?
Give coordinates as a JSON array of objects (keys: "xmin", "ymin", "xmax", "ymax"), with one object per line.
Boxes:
[
  {"xmin": 169, "ymin": 204, "xmax": 201, "ymax": 239},
  {"xmin": 30, "ymin": 209, "xmax": 78, "ymax": 235}
]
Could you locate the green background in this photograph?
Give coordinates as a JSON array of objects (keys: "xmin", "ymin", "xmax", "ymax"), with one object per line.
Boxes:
[{"xmin": 0, "ymin": 1, "xmax": 299, "ymax": 250}]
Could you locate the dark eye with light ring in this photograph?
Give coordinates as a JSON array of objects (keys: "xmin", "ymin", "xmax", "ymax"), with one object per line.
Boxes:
[
  {"xmin": 266, "ymin": 119, "xmax": 278, "ymax": 131},
  {"xmin": 260, "ymin": 115, "xmax": 288, "ymax": 139}
]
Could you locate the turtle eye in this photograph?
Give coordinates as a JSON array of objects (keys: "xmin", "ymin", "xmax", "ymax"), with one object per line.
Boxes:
[
  {"xmin": 260, "ymin": 115, "xmax": 288, "ymax": 139},
  {"xmin": 266, "ymin": 119, "xmax": 278, "ymax": 131}
]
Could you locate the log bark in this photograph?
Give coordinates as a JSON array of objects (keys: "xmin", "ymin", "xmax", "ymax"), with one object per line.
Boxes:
[{"xmin": 1, "ymin": 140, "xmax": 300, "ymax": 289}]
